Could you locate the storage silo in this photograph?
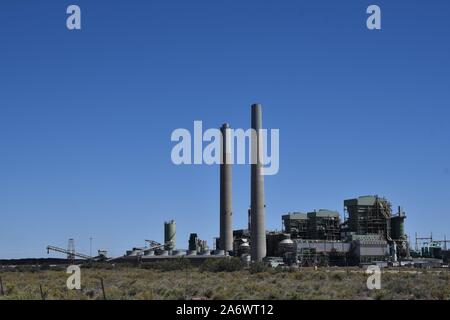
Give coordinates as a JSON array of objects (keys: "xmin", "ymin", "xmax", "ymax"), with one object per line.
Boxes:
[{"xmin": 164, "ymin": 220, "xmax": 176, "ymax": 251}]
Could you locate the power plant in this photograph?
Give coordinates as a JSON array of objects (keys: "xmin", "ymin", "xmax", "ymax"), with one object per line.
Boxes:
[{"xmin": 37, "ymin": 103, "xmax": 449, "ymax": 270}]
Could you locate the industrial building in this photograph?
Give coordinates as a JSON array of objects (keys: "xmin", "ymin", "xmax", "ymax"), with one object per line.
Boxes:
[
  {"xmin": 282, "ymin": 213, "xmax": 308, "ymax": 239},
  {"xmin": 277, "ymin": 197, "xmax": 408, "ymax": 266},
  {"xmin": 344, "ymin": 196, "xmax": 391, "ymax": 238},
  {"xmin": 282, "ymin": 210, "xmax": 341, "ymax": 241},
  {"xmin": 307, "ymin": 210, "xmax": 341, "ymax": 241}
]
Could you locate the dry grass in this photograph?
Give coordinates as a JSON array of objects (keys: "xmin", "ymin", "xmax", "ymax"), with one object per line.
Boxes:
[{"xmin": 0, "ymin": 266, "xmax": 449, "ymax": 300}]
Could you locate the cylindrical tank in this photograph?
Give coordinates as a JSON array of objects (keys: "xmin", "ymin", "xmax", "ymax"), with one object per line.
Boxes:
[
  {"xmin": 202, "ymin": 250, "xmax": 211, "ymax": 256},
  {"xmin": 164, "ymin": 220, "xmax": 176, "ymax": 251},
  {"xmin": 187, "ymin": 250, "xmax": 197, "ymax": 256},
  {"xmin": 239, "ymin": 242, "xmax": 251, "ymax": 255},
  {"xmin": 278, "ymin": 239, "xmax": 294, "ymax": 255},
  {"xmin": 391, "ymin": 216, "xmax": 405, "ymax": 240},
  {"xmin": 267, "ymin": 232, "xmax": 290, "ymax": 256},
  {"xmin": 144, "ymin": 250, "xmax": 155, "ymax": 256},
  {"xmin": 160, "ymin": 250, "xmax": 169, "ymax": 256}
]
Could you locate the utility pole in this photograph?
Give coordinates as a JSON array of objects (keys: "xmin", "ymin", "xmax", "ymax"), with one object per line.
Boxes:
[
  {"xmin": 89, "ymin": 237, "xmax": 93, "ymax": 257},
  {"xmin": 68, "ymin": 239, "xmax": 75, "ymax": 264},
  {"xmin": 415, "ymin": 232, "xmax": 418, "ymax": 251}
]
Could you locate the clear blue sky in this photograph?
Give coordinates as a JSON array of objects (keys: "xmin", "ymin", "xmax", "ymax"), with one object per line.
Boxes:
[{"xmin": 1, "ymin": 0, "xmax": 449, "ymax": 258}]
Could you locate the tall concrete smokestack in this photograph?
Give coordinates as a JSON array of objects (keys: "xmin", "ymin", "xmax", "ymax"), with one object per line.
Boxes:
[
  {"xmin": 250, "ymin": 103, "xmax": 266, "ymax": 261},
  {"xmin": 220, "ymin": 123, "xmax": 233, "ymax": 252}
]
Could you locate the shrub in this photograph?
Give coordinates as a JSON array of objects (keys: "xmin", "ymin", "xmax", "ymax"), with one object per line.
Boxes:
[
  {"xmin": 142, "ymin": 258, "xmax": 192, "ymax": 271},
  {"xmin": 294, "ymin": 272, "xmax": 304, "ymax": 280},
  {"xmin": 330, "ymin": 272, "xmax": 344, "ymax": 281},
  {"xmin": 82, "ymin": 263, "xmax": 114, "ymax": 270},
  {"xmin": 249, "ymin": 262, "xmax": 268, "ymax": 274},
  {"xmin": 200, "ymin": 258, "xmax": 244, "ymax": 273}
]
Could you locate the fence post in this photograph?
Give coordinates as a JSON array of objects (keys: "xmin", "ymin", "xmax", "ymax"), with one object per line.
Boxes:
[
  {"xmin": 100, "ymin": 278, "xmax": 107, "ymax": 300},
  {"xmin": 39, "ymin": 284, "xmax": 46, "ymax": 300},
  {"xmin": 0, "ymin": 276, "xmax": 4, "ymax": 296}
]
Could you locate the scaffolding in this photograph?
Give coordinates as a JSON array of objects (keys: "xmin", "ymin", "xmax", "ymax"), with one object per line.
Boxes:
[
  {"xmin": 282, "ymin": 213, "xmax": 308, "ymax": 239},
  {"xmin": 344, "ymin": 196, "xmax": 392, "ymax": 240},
  {"xmin": 307, "ymin": 210, "xmax": 341, "ymax": 241}
]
